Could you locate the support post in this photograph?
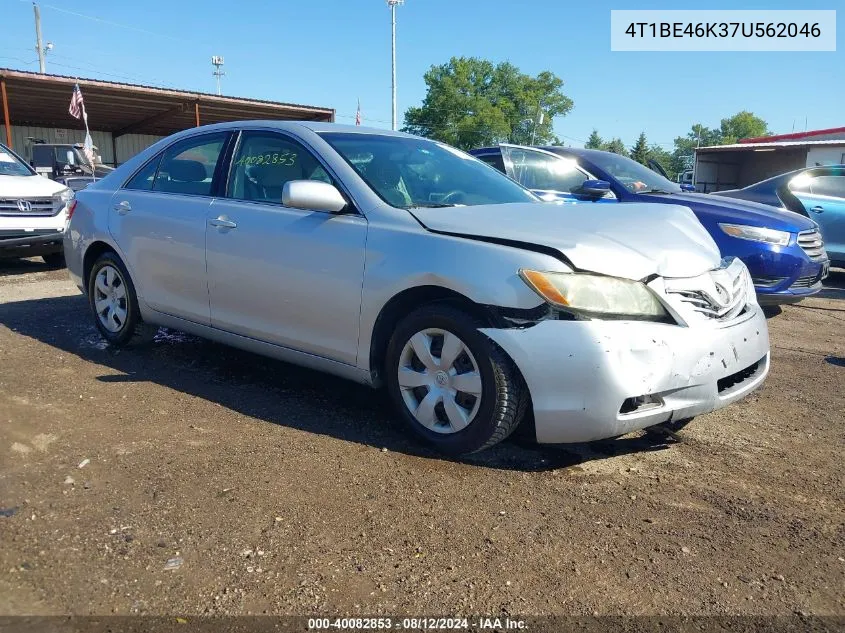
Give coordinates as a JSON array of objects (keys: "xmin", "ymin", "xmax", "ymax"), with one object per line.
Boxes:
[
  {"xmin": 1, "ymin": 79, "xmax": 12, "ymax": 148},
  {"xmin": 195, "ymin": 102, "xmax": 200, "ymax": 127}
]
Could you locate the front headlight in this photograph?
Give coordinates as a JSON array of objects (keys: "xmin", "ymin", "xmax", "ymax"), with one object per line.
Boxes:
[
  {"xmin": 519, "ymin": 269, "xmax": 669, "ymax": 320},
  {"xmin": 52, "ymin": 187, "xmax": 73, "ymax": 211},
  {"xmin": 719, "ymin": 223, "xmax": 790, "ymax": 246}
]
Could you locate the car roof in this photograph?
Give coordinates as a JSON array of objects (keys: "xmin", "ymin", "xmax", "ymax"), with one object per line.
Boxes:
[
  {"xmin": 470, "ymin": 145, "xmax": 613, "ymax": 161},
  {"xmin": 174, "ymin": 119, "xmax": 418, "ymax": 139}
]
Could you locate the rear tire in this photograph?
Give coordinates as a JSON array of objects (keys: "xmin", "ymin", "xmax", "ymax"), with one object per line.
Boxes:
[
  {"xmin": 87, "ymin": 252, "xmax": 144, "ymax": 347},
  {"xmin": 385, "ymin": 305, "xmax": 527, "ymax": 455},
  {"xmin": 42, "ymin": 251, "xmax": 65, "ymax": 268}
]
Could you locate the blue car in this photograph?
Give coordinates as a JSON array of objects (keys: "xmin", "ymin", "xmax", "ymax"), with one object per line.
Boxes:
[
  {"xmin": 470, "ymin": 144, "xmax": 830, "ymax": 304},
  {"xmin": 711, "ymin": 165, "xmax": 845, "ymax": 267}
]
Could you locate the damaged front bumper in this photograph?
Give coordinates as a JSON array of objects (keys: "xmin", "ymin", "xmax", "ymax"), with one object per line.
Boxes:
[{"xmin": 481, "ymin": 306, "xmax": 769, "ymax": 444}]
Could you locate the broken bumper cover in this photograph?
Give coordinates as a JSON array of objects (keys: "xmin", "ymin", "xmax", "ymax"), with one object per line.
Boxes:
[{"xmin": 481, "ymin": 306, "xmax": 769, "ymax": 444}]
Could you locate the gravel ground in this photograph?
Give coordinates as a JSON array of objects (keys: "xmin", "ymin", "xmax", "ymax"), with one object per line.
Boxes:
[{"xmin": 0, "ymin": 259, "xmax": 843, "ymax": 618}]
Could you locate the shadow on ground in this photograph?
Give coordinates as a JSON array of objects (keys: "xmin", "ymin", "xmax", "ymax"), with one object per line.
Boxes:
[
  {"xmin": 0, "ymin": 257, "xmax": 60, "ymax": 277},
  {"xmin": 0, "ymin": 293, "xmax": 678, "ymax": 473}
]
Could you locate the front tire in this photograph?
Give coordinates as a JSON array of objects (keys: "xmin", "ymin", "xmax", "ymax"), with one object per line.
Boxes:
[
  {"xmin": 87, "ymin": 252, "xmax": 144, "ymax": 346},
  {"xmin": 385, "ymin": 305, "xmax": 527, "ymax": 455}
]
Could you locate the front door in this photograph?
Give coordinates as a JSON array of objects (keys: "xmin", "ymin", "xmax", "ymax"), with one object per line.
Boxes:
[
  {"xmin": 206, "ymin": 130, "xmax": 367, "ymax": 365},
  {"xmin": 108, "ymin": 132, "xmax": 229, "ymax": 325}
]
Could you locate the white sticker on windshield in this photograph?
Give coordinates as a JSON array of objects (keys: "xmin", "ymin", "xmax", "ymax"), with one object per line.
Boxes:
[{"xmin": 0, "ymin": 152, "xmax": 16, "ymax": 163}]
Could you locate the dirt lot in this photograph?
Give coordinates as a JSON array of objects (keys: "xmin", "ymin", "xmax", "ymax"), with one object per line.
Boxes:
[{"xmin": 0, "ymin": 259, "xmax": 843, "ymax": 618}]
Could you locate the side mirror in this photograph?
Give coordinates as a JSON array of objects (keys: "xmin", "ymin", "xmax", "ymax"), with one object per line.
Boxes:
[
  {"xmin": 575, "ymin": 179, "xmax": 612, "ymax": 199},
  {"xmin": 66, "ymin": 150, "xmax": 76, "ymax": 165},
  {"xmin": 680, "ymin": 183, "xmax": 695, "ymax": 192},
  {"xmin": 282, "ymin": 180, "xmax": 348, "ymax": 213}
]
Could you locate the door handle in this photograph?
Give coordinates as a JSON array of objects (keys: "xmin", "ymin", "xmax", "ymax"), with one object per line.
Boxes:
[
  {"xmin": 209, "ymin": 216, "xmax": 237, "ymax": 229},
  {"xmin": 113, "ymin": 200, "xmax": 131, "ymax": 215},
  {"xmin": 810, "ymin": 205, "xmax": 824, "ymax": 214}
]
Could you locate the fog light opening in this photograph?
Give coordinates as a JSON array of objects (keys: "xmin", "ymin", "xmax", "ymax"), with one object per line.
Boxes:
[{"xmin": 619, "ymin": 394, "xmax": 664, "ymax": 415}]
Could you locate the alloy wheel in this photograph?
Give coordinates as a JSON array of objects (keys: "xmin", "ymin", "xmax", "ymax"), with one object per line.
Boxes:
[{"xmin": 93, "ymin": 265, "xmax": 128, "ymax": 333}]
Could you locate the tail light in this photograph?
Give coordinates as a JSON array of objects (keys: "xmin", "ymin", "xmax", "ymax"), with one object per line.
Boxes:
[{"xmin": 66, "ymin": 200, "xmax": 78, "ymax": 221}]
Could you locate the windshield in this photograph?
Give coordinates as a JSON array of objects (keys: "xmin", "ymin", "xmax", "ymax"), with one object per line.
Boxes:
[
  {"xmin": 319, "ymin": 132, "xmax": 537, "ymax": 208},
  {"xmin": 587, "ymin": 152, "xmax": 682, "ymax": 194},
  {"xmin": 0, "ymin": 144, "xmax": 35, "ymax": 177}
]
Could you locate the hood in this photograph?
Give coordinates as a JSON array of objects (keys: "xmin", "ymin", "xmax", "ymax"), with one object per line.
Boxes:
[
  {"xmin": 410, "ymin": 202, "xmax": 721, "ymax": 281},
  {"xmin": 0, "ymin": 173, "xmax": 69, "ymax": 197},
  {"xmin": 638, "ymin": 191, "xmax": 814, "ymax": 232}
]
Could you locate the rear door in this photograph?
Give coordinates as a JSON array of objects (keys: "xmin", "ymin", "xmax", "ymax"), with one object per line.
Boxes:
[
  {"xmin": 109, "ymin": 132, "xmax": 230, "ymax": 325},
  {"xmin": 793, "ymin": 173, "xmax": 845, "ymax": 262},
  {"xmin": 205, "ymin": 129, "xmax": 367, "ymax": 365}
]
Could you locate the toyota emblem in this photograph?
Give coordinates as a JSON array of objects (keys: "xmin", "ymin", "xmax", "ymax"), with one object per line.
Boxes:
[{"xmin": 16, "ymin": 199, "xmax": 32, "ymax": 213}]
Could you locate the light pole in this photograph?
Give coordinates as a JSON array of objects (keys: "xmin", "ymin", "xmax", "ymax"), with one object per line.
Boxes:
[{"xmin": 387, "ymin": 0, "xmax": 403, "ymax": 131}]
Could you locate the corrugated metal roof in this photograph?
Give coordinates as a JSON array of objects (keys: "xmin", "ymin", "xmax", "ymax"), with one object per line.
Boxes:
[
  {"xmin": 739, "ymin": 126, "xmax": 845, "ymax": 144},
  {"xmin": 0, "ymin": 68, "xmax": 334, "ymax": 137},
  {"xmin": 696, "ymin": 139, "xmax": 845, "ymax": 153}
]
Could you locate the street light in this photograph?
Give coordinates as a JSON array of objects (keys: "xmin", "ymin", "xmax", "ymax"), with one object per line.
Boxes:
[{"xmin": 387, "ymin": 0, "xmax": 404, "ymax": 131}]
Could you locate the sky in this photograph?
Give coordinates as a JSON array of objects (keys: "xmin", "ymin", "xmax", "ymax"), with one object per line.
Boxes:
[{"xmin": 0, "ymin": 0, "xmax": 842, "ymax": 149}]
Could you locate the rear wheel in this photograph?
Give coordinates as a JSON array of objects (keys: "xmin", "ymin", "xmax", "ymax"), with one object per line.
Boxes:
[
  {"xmin": 87, "ymin": 252, "xmax": 144, "ymax": 346},
  {"xmin": 385, "ymin": 305, "xmax": 527, "ymax": 455}
]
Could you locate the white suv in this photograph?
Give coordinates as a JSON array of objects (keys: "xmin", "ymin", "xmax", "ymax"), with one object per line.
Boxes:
[{"xmin": 1, "ymin": 142, "xmax": 73, "ymax": 266}]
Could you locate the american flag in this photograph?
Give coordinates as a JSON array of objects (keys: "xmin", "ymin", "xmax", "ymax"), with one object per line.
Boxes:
[
  {"xmin": 69, "ymin": 83, "xmax": 85, "ymax": 120},
  {"xmin": 355, "ymin": 99, "xmax": 361, "ymax": 126}
]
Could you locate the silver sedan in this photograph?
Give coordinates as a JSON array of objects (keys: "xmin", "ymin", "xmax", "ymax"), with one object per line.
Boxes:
[{"xmin": 64, "ymin": 121, "xmax": 770, "ymax": 454}]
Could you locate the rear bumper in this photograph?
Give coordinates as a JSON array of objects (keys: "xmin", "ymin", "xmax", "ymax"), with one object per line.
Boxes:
[{"xmin": 481, "ymin": 306, "xmax": 769, "ymax": 444}]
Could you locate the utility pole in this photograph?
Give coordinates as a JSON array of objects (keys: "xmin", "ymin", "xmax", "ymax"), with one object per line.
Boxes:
[
  {"xmin": 387, "ymin": 0, "xmax": 403, "ymax": 131},
  {"xmin": 211, "ymin": 56, "xmax": 225, "ymax": 96},
  {"xmin": 33, "ymin": 2, "xmax": 46, "ymax": 73}
]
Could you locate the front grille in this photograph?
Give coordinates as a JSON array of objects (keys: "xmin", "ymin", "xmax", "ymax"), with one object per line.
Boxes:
[
  {"xmin": 667, "ymin": 259, "xmax": 748, "ymax": 321},
  {"xmin": 791, "ymin": 272, "xmax": 823, "ymax": 289},
  {"xmin": 797, "ymin": 229, "xmax": 827, "ymax": 262},
  {"xmin": 0, "ymin": 197, "xmax": 57, "ymax": 217},
  {"xmin": 717, "ymin": 357, "xmax": 764, "ymax": 393}
]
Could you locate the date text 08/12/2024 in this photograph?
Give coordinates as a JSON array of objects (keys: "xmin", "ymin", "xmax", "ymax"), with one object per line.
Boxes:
[{"xmin": 307, "ymin": 617, "xmax": 527, "ymax": 630}]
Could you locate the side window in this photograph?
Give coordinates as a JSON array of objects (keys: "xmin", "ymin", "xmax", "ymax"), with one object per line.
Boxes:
[
  {"xmin": 124, "ymin": 155, "xmax": 162, "ymax": 191},
  {"xmin": 810, "ymin": 175, "xmax": 845, "ymax": 198},
  {"xmin": 153, "ymin": 133, "xmax": 227, "ymax": 196},
  {"xmin": 476, "ymin": 153, "xmax": 506, "ymax": 173},
  {"xmin": 507, "ymin": 148, "xmax": 589, "ymax": 193},
  {"xmin": 228, "ymin": 132, "xmax": 332, "ymax": 204}
]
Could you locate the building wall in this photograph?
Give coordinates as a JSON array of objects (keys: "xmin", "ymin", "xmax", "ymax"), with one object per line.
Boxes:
[
  {"xmin": 806, "ymin": 146, "xmax": 845, "ymax": 166},
  {"xmin": 114, "ymin": 133, "xmax": 164, "ymax": 164},
  {"xmin": 1, "ymin": 125, "xmax": 164, "ymax": 166}
]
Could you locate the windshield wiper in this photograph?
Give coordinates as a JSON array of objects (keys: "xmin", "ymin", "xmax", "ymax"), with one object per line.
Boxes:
[
  {"xmin": 636, "ymin": 188, "xmax": 674, "ymax": 194},
  {"xmin": 407, "ymin": 202, "xmax": 458, "ymax": 208}
]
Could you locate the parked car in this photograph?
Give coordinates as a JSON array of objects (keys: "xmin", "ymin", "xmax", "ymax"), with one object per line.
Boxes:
[
  {"xmin": 712, "ymin": 165, "xmax": 844, "ymax": 267},
  {"xmin": 65, "ymin": 122, "xmax": 769, "ymax": 455},
  {"xmin": 471, "ymin": 145, "xmax": 830, "ymax": 304},
  {"xmin": 26, "ymin": 139, "xmax": 114, "ymax": 180},
  {"xmin": 55, "ymin": 175, "xmax": 96, "ymax": 192},
  {"xmin": 0, "ymin": 142, "xmax": 73, "ymax": 267}
]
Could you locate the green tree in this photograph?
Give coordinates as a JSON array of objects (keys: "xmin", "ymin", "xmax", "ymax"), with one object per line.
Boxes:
[
  {"xmin": 670, "ymin": 123, "xmax": 721, "ymax": 176},
  {"xmin": 647, "ymin": 145, "xmax": 674, "ymax": 177},
  {"xmin": 602, "ymin": 138, "xmax": 628, "ymax": 156},
  {"xmin": 630, "ymin": 132, "xmax": 649, "ymax": 165},
  {"xmin": 585, "ymin": 129, "xmax": 603, "ymax": 149},
  {"xmin": 402, "ymin": 57, "xmax": 574, "ymax": 150},
  {"xmin": 719, "ymin": 111, "xmax": 769, "ymax": 144}
]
